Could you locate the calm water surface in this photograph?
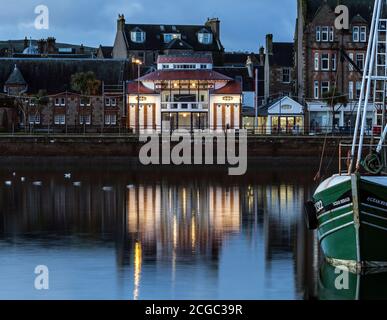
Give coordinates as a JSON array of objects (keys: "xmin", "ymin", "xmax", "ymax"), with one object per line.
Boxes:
[{"xmin": 0, "ymin": 161, "xmax": 384, "ymax": 300}]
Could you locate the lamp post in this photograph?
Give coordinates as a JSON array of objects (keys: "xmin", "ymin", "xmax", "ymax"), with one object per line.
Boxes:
[{"xmin": 132, "ymin": 58, "xmax": 142, "ymax": 134}]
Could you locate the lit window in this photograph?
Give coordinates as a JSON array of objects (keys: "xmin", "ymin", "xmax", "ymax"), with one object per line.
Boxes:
[
  {"xmin": 198, "ymin": 32, "xmax": 213, "ymax": 44},
  {"xmin": 349, "ymin": 81, "xmax": 354, "ymax": 100},
  {"xmin": 163, "ymin": 33, "xmax": 181, "ymax": 43},
  {"xmin": 314, "ymin": 53, "xmax": 319, "ymax": 71},
  {"xmin": 131, "ymin": 31, "xmax": 146, "ymax": 43}
]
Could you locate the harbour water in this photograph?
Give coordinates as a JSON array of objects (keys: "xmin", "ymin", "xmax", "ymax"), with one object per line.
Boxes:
[{"xmin": 0, "ymin": 160, "xmax": 385, "ymax": 300}]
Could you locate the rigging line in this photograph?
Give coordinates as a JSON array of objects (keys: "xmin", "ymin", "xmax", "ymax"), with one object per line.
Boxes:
[{"xmin": 314, "ymin": 66, "xmax": 340, "ymax": 182}]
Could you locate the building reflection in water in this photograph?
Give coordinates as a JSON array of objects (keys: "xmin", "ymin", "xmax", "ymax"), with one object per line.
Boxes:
[{"xmin": 0, "ymin": 167, "xmax": 321, "ymax": 299}]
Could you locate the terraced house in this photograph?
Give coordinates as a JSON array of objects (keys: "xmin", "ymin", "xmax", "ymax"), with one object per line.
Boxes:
[
  {"xmin": 112, "ymin": 14, "xmax": 225, "ymax": 66},
  {"xmin": 295, "ymin": 0, "xmax": 381, "ymax": 133}
]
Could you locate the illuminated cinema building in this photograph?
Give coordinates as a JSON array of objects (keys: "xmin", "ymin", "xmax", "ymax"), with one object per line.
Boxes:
[{"xmin": 126, "ymin": 53, "xmax": 242, "ymax": 132}]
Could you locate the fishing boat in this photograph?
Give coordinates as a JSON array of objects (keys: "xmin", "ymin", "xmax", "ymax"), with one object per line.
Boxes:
[{"xmin": 305, "ymin": 0, "xmax": 387, "ymax": 272}]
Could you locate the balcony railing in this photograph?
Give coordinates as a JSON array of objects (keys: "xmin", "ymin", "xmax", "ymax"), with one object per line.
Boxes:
[{"xmin": 161, "ymin": 102, "xmax": 208, "ymax": 111}]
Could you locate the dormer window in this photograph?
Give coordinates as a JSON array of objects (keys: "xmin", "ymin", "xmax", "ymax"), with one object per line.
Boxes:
[
  {"xmin": 131, "ymin": 30, "xmax": 146, "ymax": 43},
  {"xmin": 163, "ymin": 33, "xmax": 181, "ymax": 43},
  {"xmin": 198, "ymin": 32, "xmax": 213, "ymax": 44}
]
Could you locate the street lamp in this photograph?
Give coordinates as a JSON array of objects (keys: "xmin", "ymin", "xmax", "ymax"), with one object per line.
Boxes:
[{"xmin": 132, "ymin": 58, "xmax": 143, "ymax": 133}]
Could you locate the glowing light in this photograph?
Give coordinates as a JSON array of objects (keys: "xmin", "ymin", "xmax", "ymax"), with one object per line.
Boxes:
[{"xmin": 133, "ymin": 241, "xmax": 142, "ymax": 300}]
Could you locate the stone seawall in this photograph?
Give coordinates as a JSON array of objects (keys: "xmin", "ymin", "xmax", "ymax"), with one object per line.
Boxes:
[{"xmin": 0, "ymin": 135, "xmax": 357, "ymax": 158}]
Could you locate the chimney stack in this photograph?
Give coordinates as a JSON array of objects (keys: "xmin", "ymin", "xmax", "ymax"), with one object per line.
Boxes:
[
  {"xmin": 266, "ymin": 34, "xmax": 273, "ymax": 56},
  {"xmin": 46, "ymin": 37, "xmax": 56, "ymax": 54},
  {"xmin": 205, "ymin": 17, "xmax": 220, "ymax": 40},
  {"xmin": 259, "ymin": 46, "xmax": 265, "ymax": 66},
  {"xmin": 24, "ymin": 36, "xmax": 28, "ymax": 49},
  {"xmin": 117, "ymin": 14, "xmax": 125, "ymax": 32}
]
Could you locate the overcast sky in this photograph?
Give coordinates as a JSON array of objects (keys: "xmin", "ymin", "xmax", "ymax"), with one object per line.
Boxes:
[{"xmin": 0, "ymin": 0, "xmax": 297, "ymax": 52}]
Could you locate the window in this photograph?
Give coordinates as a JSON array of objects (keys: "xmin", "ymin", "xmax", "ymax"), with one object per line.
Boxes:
[
  {"xmin": 198, "ymin": 32, "xmax": 213, "ymax": 44},
  {"xmin": 162, "ymin": 64, "xmax": 170, "ymax": 69},
  {"xmin": 314, "ymin": 53, "xmax": 319, "ymax": 71},
  {"xmin": 349, "ymin": 53, "xmax": 354, "ymax": 71},
  {"xmin": 332, "ymin": 54, "xmax": 337, "ymax": 71},
  {"xmin": 200, "ymin": 64, "xmax": 207, "ymax": 69},
  {"xmin": 349, "ymin": 81, "xmax": 354, "ymax": 100},
  {"xmin": 360, "ymin": 27, "xmax": 367, "ymax": 42},
  {"xmin": 282, "ymin": 68, "xmax": 291, "ymax": 83},
  {"xmin": 321, "ymin": 81, "xmax": 330, "ymax": 96},
  {"xmin": 353, "ymin": 26, "xmax": 360, "ymax": 42},
  {"xmin": 105, "ymin": 114, "xmax": 117, "ymax": 125},
  {"xmin": 173, "ymin": 64, "xmax": 196, "ymax": 69},
  {"xmin": 321, "ymin": 53, "xmax": 329, "ymax": 70},
  {"xmin": 321, "ymin": 27, "xmax": 329, "ymax": 42},
  {"xmin": 356, "ymin": 53, "xmax": 365, "ymax": 70},
  {"xmin": 79, "ymin": 114, "xmax": 91, "ymax": 125},
  {"xmin": 356, "ymin": 82, "xmax": 364, "ymax": 99},
  {"xmin": 329, "ymin": 27, "xmax": 334, "ymax": 42},
  {"xmin": 55, "ymin": 97, "xmax": 65, "ymax": 106},
  {"xmin": 80, "ymin": 98, "xmax": 91, "ymax": 106},
  {"xmin": 316, "ymin": 27, "xmax": 321, "ymax": 42},
  {"xmin": 54, "ymin": 114, "xmax": 66, "ymax": 125},
  {"xmin": 131, "ymin": 31, "xmax": 145, "ymax": 43},
  {"xmin": 314, "ymin": 81, "xmax": 319, "ymax": 99},
  {"xmin": 163, "ymin": 33, "xmax": 181, "ymax": 43},
  {"xmin": 28, "ymin": 114, "xmax": 40, "ymax": 125},
  {"xmin": 105, "ymin": 98, "xmax": 117, "ymax": 107}
]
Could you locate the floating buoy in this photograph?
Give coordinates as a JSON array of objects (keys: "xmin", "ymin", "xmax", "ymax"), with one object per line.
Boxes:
[
  {"xmin": 73, "ymin": 182, "xmax": 81, "ymax": 187},
  {"xmin": 64, "ymin": 173, "xmax": 71, "ymax": 179},
  {"xmin": 33, "ymin": 181, "xmax": 42, "ymax": 186},
  {"xmin": 5, "ymin": 181, "xmax": 12, "ymax": 186},
  {"xmin": 20, "ymin": 177, "xmax": 26, "ymax": 182},
  {"xmin": 12, "ymin": 172, "xmax": 16, "ymax": 177}
]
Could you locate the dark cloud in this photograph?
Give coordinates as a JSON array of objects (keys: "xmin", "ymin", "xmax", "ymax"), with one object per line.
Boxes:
[{"xmin": 0, "ymin": 0, "xmax": 296, "ymax": 51}]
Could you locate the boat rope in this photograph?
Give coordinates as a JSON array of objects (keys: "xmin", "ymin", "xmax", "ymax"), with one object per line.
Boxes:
[{"xmin": 314, "ymin": 70, "xmax": 340, "ymax": 182}]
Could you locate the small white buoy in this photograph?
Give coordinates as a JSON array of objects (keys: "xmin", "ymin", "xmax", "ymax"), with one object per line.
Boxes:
[
  {"xmin": 64, "ymin": 173, "xmax": 71, "ymax": 179},
  {"xmin": 33, "ymin": 181, "xmax": 42, "ymax": 186},
  {"xmin": 12, "ymin": 172, "xmax": 16, "ymax": 177},
  {"xmin": 5, "ymin": 181, "xmax": 12, "ymax": 186},
  {"xmin": 103, "ymin": 186, "xmax": 113, "ymax": 192},
  {"xmin": 127, "ymin": 184, "xmax": 135, "ymax": 189},
  {"xmin": 73, "ymin": 182, "xmax": 81, "ymax": 187},
  {"xmin": 20, "ymin": 177, "xmax": 26, "ymax": 182}
]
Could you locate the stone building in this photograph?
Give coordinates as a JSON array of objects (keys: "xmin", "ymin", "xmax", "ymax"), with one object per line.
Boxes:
[
  {"xmin": 0, "ymin": 58, "xmax": 134, "ymax": 132},
  {"xmin": 264, "ymin": 34, "xmax": 295, "ymax": 104},
  {"xmin": 295, "ymin": 0, "xmax": 379, "ymax": 130},
  {"xmin": 112, "ymin": 14, "xmax": 224, "ymax": 66}
]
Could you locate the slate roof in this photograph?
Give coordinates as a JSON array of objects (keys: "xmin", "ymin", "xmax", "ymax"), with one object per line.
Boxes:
[
  {"xmin": 98, "ymin": 46, "xmax": 113, "ymax": 58},
  {"xmin": 124, "ymin": 24, "xmax": 223, "ymax": 52},
  {"xmin": 268, "ymin": 43, "xmax": 294, "ymax": 67},
  {"xmin": 165, "ymin": 38, "xmax": 193, "ymax": 51},
  {"xmin": 4, "ymin": 65, "xmax": 26, "ymax": 86},
  {"xmin": 157, "ymin": 53, "xmax": 213, "ymax": 64},
  {"xmin": 223, "ymin": 52, "xmax": 261, "ymax": 67},
  {"xmin": 213, "ymin": 66, "xmax": 255, "ymax": 91},
  {"xmin": 137, "ymin": 70, "xmax": 232, "ymax": 82},
  {"xmin": 0, "ymin": 58, "xmax": 133, "ymax": 94},
  {"xmin": 305, "ymin": 0, "xmax": 378, "ymax": 24}
]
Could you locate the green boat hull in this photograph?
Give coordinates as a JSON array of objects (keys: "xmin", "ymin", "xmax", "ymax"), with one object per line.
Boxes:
[{"xmin": 313, "ymin": 175, "xmax": 387, "ymax": 270}]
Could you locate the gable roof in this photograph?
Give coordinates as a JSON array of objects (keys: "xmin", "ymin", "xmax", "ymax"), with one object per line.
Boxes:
[
  {"xmin": 165, "ymin": 38, "xmax": 194, "ymax": 51},
  {"xmin": 212, "ymin": 81, "xmax": 242, "ymax": 94},
  {"xmin": 124, "ymin": 24, "xmax": 223, "ymax": 52},
  {"xmin": 127, "ymin": 81, "xmax": 157, "ymax": 94},
  {"xmin": 137, "ymin": 69, "xmax": 232, "ymax": 82},
  {"xmin": 158, "ymin": 53, "xmax": 213, "ymax": 64},
  {"xmin": 269, "ymin": 43, "xmax": 294, "ymax": 67},
  {"xmin": 98, "ymin": 46, "xmax": 113, "ymax": 58}
]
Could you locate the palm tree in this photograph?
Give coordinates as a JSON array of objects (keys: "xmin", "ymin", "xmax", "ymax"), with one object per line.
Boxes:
[{"xmin": 322, "ymin": 87, "xmax": 348, "ymax": 132}]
